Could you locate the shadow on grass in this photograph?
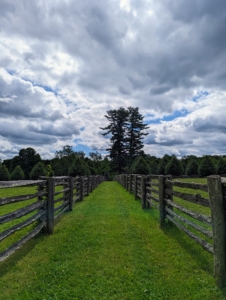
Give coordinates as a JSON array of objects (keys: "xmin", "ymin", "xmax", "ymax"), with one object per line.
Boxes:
[
  {"xmin": 162, "ymin": 221, "xmax": 213, "ymax": 274},
  {"xmin": 0, "ymin": 231, "xmax": 47, "ymax": 278}
]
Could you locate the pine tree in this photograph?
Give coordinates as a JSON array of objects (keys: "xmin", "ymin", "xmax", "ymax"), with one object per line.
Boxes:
[
  {"xmin": 100, "ymin": 107, "xmax": 148, "ymax": 174},
  {"xmin": 185, "ymin": 159, "xmax": 199, "ymax": 176},
  {"xmin": 126, "ymin": 107, "xmax": 149, "ymax": 161},
  {"xmin": 100, "ymin": 107, "xmax": 129, "ymax": 173},
  {"xmin": 130, "ymin": 156, "xmax": 150, "ymax": 175},
  {"xmin": 198, "ymin": 156, "xmax": 216, "ymax": 177},
  {"xmin": 217, "ymin": 158, "xmax": 226, "ymax": 175},
  {"xmin": 10, "ymin": 165, "xmax": 25, "ymax": 180},
  {"xmin": 30, "ymin": 162, "xmax": 47, "ymax": 180},
  {"xmin": 68, "ymin": 158, "xmax": 90, "ymax": 176},
  {"xmin": 165, "ymin": 155, "xmax": 183, "ymax": 176},
  {"xmin": 0, "ymin": 165, "xmax": 10, "ymax": 181}
]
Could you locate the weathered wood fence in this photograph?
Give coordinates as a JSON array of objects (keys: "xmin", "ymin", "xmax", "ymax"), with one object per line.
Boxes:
[
  {"xmin": 0, "ymin": 175, "xmax": 105, "ymax": 262},
  {"xmin": 114, "ymin": 174, "xmax": 226, "ymax": 286}
]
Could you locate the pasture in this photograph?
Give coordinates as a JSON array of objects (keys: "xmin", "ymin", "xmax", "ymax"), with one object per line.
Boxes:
[{"xmin": 0, "ymin": 180, "xmax": 226, "ymax": 299}]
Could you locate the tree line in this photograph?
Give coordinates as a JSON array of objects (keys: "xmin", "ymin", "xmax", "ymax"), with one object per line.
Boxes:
[
  {"xmin": 0, "ymin": 106, "xmax": 226, "ymax": 180},
  {"xmin": 1, "ymin": 147, "xmax": 226, "ymax": 181},
  {"xmin": 0, "ymin": 146, "xmax": 111, "ymax": 181}
]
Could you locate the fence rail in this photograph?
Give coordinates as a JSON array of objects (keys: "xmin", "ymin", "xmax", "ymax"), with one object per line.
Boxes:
[
  {"xmin": 114, "ymin": 174, "xmax": 226, "ymax": 286},
  {"xmin": 0, "ymin": 175, "xmax": 105, "ymax": 262}
]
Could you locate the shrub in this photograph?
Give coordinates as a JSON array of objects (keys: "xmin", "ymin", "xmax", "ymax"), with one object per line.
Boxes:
[
  {"xmin": 10, "ymin": 165, "xmax": 25, "ymax": 180},
  {"xmin": 130, "ymin": 156, "xmax": 150, "ymax": 175},
  {"xmin": 198, "ymin": 156, "xmax": 216, "ymax": 177},
  {"xmin": 185, "ymin": 160, "xmax": 199, "ymax": 176},
  {"xmin": 69, "ymin": 158, "xmax": 90, "ymax": 176},
  {"xmin": 0, "ymin": 165, "xmax": 10, "ymax": 181},
  {"xmin": 45, "ymin": 164, "xmax": 55, "ymax": 177},
  {"xmin": 30, "ymin": 162, "xmax": 47, "ymax": 180},
  {"xmin": 165, "ymin": 155, "xmax": 183, "ymax": 176}
]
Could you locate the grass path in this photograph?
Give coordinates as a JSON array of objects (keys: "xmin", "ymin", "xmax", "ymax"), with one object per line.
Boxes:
[{"xmin": 0, "ymin": 182, "xmax": 225, "ymax": 299}]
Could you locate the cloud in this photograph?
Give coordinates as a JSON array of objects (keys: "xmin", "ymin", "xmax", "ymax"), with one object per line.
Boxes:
[{"xmin": 0, "ymin": 0, "xmax": 226, "ymax": 160}]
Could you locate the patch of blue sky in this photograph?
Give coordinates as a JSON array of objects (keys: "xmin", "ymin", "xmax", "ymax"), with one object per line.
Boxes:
[
  {"xmin": 6, "ymin": 69, "xmax": 16, "ymax": 76},
  {"xmin": 192, "ymin": 90, "xmax": 209, "ymax": 102},
  {"xmin": 73, "ymin": 143, "xmax": 92, "ymax": 156},
  {"xmin": 6, "ymin": 70, "xmax": 59, "ymax": 96},
  {"xmin": 146, "ymin": 109, "xmax": 190, "ymax": 125}
]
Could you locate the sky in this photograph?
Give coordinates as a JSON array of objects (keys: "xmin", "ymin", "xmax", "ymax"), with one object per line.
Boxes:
[{"xmin": 0, "ymin": 0, "xmax": 226, "ymax": 160}]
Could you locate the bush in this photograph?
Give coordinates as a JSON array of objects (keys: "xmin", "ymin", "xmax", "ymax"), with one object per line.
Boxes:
[
  {"xmin": 10, "ymin": 165, "xmax": 25, "ymax": 180},
  {"xmin": 185, "ymin": 160, "xmax": 199, "ymax": 176},
  {"xmin": 0, "ymin": 165, "xmax": 10, "ymax": 181},
  {"xmin": 130, "ymin": 156, "xmax": 150, "ymax": 175},
  {"xmin": 30, "ymin": 162, "xmax": 47, "ymax": 180},
  {"xmin": 69, "ymin": 158, "xmax": 91, "ymax": 176},
  {"xmin": 217, "ymin": 158, "xmax": 226, "ymax": 175},
  {"xmin": 198, "ymin": 156, "xmax": 216, "ymax": 177},
  {"xmin": 165, "ymin": 155, "xmax": 183, "ymax": 176}
]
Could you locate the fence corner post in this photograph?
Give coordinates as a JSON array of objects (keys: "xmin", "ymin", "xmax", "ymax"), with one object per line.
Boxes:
[
  {"xmin": 207, "ymin": 175, "xmax": 226, "ymax": 287},
  {"xmin": 159, "ymin": 175, "xmax": 166, "ymax": 229},
  {"xmin": 68, "ymin": 177, "xmax": 73, "ymax": 211},
  {"xmin": 141, "ymin": 176, "xmax": 147, "ymax": 209},
  {"xmin": 47, "ymin": 177, "xmax": 55, "ymax": 234}
]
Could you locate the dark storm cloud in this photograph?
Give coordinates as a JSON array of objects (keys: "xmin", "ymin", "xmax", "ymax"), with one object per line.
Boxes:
[
  {"xmin": 0, "ymin": 123, "xmax": 57, "ymax": 145},
  {"xmin": 193, "ymin": 118, "xmax": 226, "ymax": 133}
]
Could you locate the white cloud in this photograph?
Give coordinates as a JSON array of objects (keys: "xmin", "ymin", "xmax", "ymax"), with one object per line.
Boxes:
[{"xmin": 0, "ymin": 0, "xmax": 226, "ymax": 160}]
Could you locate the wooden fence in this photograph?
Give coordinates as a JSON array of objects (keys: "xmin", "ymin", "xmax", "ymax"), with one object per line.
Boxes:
[
  {"xmin": 114, "ymin": 174, "xmax": 226, "ymax": 286},
  {"xmin": 0, "ymin": 175, "xmax": 105, "ymax": 262}
]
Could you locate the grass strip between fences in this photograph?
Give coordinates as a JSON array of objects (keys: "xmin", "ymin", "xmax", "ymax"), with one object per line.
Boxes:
[{"xmin": 0, "ymin": 181, "xmax": 225, "ymax": 299}]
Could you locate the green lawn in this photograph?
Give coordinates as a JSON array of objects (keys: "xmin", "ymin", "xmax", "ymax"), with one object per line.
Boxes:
[{"xmin": 0, "ymin": 181, "xmax": 225, "ymax": 299}]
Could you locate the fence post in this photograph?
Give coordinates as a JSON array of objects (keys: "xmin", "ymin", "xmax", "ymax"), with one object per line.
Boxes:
[
  {"xmin": 129, "ymin": 174, "xmax": 132, "ymax": 194},
  {"xmin": 47, "ymin": 177, "xmax": 55, "ymax": 234},
  {"xmin": 87, "ymin": 176, "xmax": 90, "ymax": 196},
  {"xmin": 141, "ymin": 176, "xmax": 147, "ymax": 209},
  {"xmin": 125, "ymin": 175, "xmax": 128, "ymax": 191},
  {"xmin": 68, "ymin": 177, "xmax": 73, "ymax": 211},
  {"xmin": 147, "ymin": 176, "xmax": 151, "ymax": 208},
  {"xmin": 159, "ymin": 175, "xmax": 165, "ymax": 228},
  {"xmin": 90, "ymin": 176, "xmax": 93, "ymax": 193},
  {"xmin": 80, "ymin": 176, "xmax": 84, "ymax": 201},
  {"xmin": 207, "ymin": 175, "xmax": 226, "ymax": 286},
  {"xmin": 134, "ymin": 175, "xmax": 137, "ymax": 199}
]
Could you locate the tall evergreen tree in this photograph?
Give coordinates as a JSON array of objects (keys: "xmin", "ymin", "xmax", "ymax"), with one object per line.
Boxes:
[
  {"xmin": 126, "ymin": 107, "xmax": 149, "ymax": 161},
  {"xmin": 100, "ymin": 107, "xmax": 129, "ymax": 173},
  {"xmin": 100, "ymin": 107, "xmax": 148, "ymax": 174}
]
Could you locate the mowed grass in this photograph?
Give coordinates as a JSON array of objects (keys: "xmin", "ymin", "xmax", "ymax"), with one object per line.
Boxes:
[
  {"xmin": 0, "ymin": 181, "xmax": 226, "ymax": 299},
  {"xmin": 0, "ymin": 184, "xmax": 66, "ymax": 253}
]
